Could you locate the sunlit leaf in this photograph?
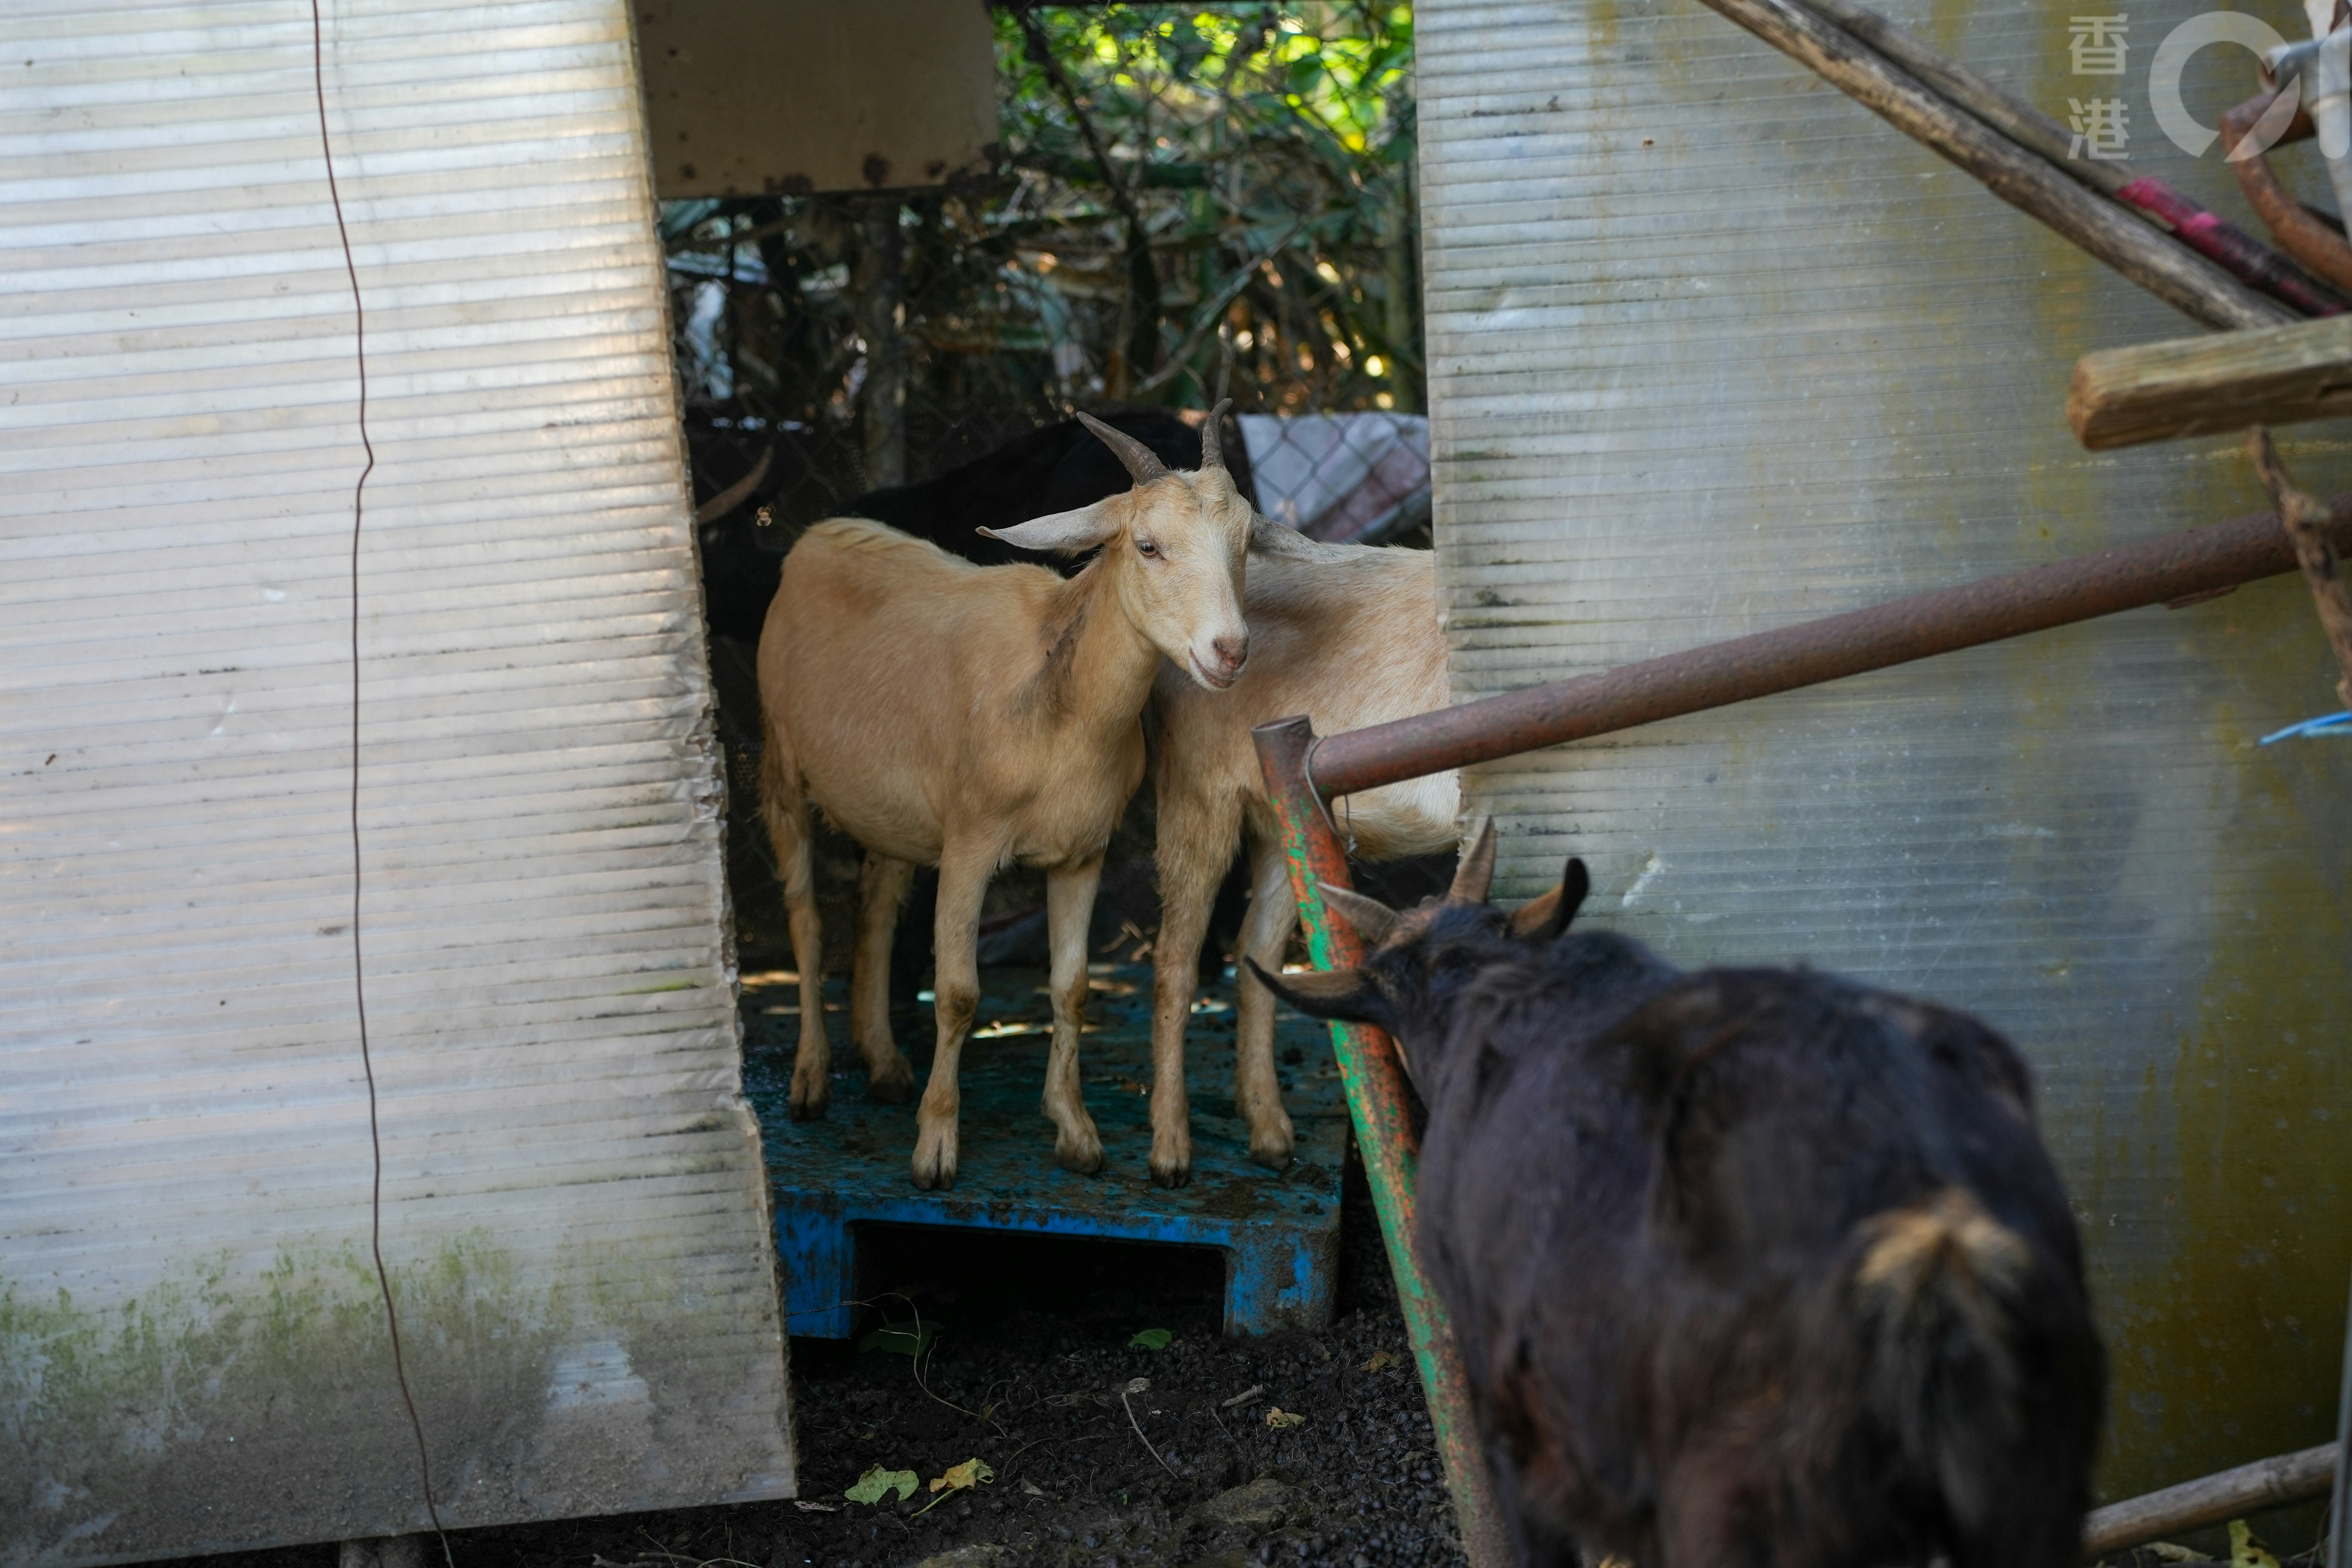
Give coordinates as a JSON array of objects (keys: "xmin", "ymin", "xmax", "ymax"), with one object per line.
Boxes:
[
  {"xmin": 843, "ymin": 1465, "xmax": 918, "ymax": 1505},
  {"xmin": 2229, "ymin": 1520, "xmax": 2281, "ymax": 1568}
]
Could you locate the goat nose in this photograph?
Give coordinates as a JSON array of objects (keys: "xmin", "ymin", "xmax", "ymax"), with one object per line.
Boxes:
[{"xmin": 1211, "ymin": 634, "xmax": 1248, "ymax": 675}]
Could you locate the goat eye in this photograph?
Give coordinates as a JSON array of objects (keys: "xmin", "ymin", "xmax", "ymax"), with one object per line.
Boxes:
[{"xmin": 1136, "ymin": 538, "xmax": 1159, "ymax": 558}]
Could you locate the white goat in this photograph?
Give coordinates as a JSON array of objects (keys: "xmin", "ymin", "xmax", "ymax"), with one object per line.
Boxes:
[
  {"xmin": 1144, "ymin": 538, "xmax": 1457, "ymax": 1186},
  {"xmin": 757, "ymin": 410, "xmax": 1283, "ymax": 1190}
]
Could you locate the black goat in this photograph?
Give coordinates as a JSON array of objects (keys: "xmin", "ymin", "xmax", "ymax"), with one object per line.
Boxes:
[
  {"xmin": 1254, "ymin": 828, "xmax": 2104, "ymax": 1568},
  {"xmin": 690, "ymin": 408, "xmax": 1255, "ymax": 641}
]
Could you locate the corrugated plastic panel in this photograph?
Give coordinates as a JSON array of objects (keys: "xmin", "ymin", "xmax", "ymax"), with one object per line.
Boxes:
[
  {"xmin": 0, "ymin": 1, "xmax": 794, "ymax": 1559},
  {"xmin": 1418, "ymin": 0, "xmax": 2349, "ymax": 1503}
]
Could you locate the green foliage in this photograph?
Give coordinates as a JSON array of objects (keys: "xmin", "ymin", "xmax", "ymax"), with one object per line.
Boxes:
[
  {"xmin": 660, "ymin": 5, "xmax": 1422, "ymax": 513},
  {"xmin": 843, "ymin": 1464, "xmax": 919, "ymax": 1504},
  {"xmin": 1128, "ymin": 1326, "xmax": 1174, "ymax": 1349},
  {"xmin": 993, "ymin": 3, "xmax": 1422, "ymax": 412}
]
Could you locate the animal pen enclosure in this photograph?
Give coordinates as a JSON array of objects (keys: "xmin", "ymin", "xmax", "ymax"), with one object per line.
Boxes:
[
  {"xmin": 0, "ymin": 1, "xmax": 795, "ymax": 1560},
  {"xmin": 8, "ymin": 0, "xmax": 2348, "ymax": 1565}
]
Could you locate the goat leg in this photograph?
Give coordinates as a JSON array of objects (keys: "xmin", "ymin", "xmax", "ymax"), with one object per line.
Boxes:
[
  {"xmin": 784, "ymin": 898, "xmax": 832, "ymax": 1119},
  {"xmin": 850, "ymin": 854, "xmax": 917, "ymax": 1102},
  {"xmin": 912, "ymin": 842, "xmax": 994, "ymax": 1189},
  {"xmin": 1041, "ymin": 860, "xmax": 1107, "ymax": 1175},
  {"xmin": 1231, "ymin": 830, "xmax": 1300, "ymax": 1170},
  {"xmin": 1145, "ymin": 792, "xmax": 1247, "ymax": 1187}
]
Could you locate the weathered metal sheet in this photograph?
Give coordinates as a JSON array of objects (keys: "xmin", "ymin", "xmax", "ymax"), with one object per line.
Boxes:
[
  {"xmin": 0, "ymin": 1, "xmax": 793, "ymax": 1560},
  {"xmin": 1417, "ymin": 0, "xmax": 2349, "ymax": 1503},
  {"xmin": 636, "ymin": 0, "xmax": 999, "ymax": 197}
]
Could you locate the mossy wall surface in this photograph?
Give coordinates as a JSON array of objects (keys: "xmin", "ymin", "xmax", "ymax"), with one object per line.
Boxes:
[
  {"xmin": 1420, "ymin": 0, "xmax": 2349, "ymax": 1506},
  {"xmin": 6, "ymin": 1207, "xmax": 790, "ymax": 1564}
]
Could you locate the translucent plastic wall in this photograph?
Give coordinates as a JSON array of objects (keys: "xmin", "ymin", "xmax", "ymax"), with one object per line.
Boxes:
[{"xmin": 1419, "ymin": 0, "xmax": 2349, "ymax": 1504}]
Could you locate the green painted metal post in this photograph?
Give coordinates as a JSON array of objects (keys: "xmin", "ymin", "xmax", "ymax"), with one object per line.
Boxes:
[{"xmin": 1253, "ymin": 714, "xmax": 1512, "ymax": 1568}]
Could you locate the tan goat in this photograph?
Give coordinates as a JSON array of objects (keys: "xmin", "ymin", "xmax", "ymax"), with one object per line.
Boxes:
[
  {"xmin": 757, "ymin": 410, "xmax": 1282, "ymax": 1190},
  {"xmin": 1144, "ymin": 538, "xmax": 1457, "ymax": 1186}
]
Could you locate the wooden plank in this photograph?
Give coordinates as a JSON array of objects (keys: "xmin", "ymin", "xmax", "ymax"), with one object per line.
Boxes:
[
  {"xmin": 1688, "ymin": 0, "xmax": 2293, "ymax": 332},
  {"xmin": 2081, "ymin": 1443, "xmax": 2337, "ymax": 1558},
  {"xmin": 2070, "ymin": 314, "xmax": 2352, "ymax": 449}
]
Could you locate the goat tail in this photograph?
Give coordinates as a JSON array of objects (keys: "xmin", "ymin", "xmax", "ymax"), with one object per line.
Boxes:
[
  {"xmin": 754, "ymin": 716, "xmax": 814, "ymax": 906},
  {"xmin": 1849, "ymin": 1186, "xmax": 2035, "ymax": 1538}
]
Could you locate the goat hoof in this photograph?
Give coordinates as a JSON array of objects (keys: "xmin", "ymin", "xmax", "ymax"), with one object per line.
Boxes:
[
  {"xmin": 788, "ymin": 1079, "xmax": 830, "ymax": 1122},
  {"xmin": 911, "ymin": 1126, "xmax": 957, "ymax": 1190},
  {"xmin": 1149, "ymin": 1131, "xmax": 1192, "ymax": 1188},
  {"xmin": 1055, "ymin": 1136, "xmax": 1106, "ymax": 1177},
  {"xmin": 1248, "ymin": 1134, "xmax": 1295, "ymax": 1171},
  {"xmin": 865, "ymin": 1058, "xmax": 914, "ymax": 1104}
]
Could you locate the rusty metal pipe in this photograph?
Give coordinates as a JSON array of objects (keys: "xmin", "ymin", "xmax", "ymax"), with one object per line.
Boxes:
[
  {"xmin": 1311, "ymin": 499, "xmax": 2352, "ymax": 801},
  {"xmin": 1253, "ymin": 717, "xmax": 1513, "ymax": 1568},
  {"xmin": 2223, "ymin": 88, "xmax": 2352, "ymax": 298}
]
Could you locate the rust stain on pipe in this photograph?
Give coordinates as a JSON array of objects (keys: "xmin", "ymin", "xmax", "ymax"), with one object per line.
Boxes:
[{"xmin": 1312, "ymin": 499, "xmax": 2352, "ymax": 800}]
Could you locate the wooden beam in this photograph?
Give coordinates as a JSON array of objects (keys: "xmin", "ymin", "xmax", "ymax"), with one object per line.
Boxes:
[
  {"xmin": 2069, "ymin": 315, "xmax": 2352, "ymax": 449},
  {"xmin": 2082, "ymin": 1443, "xmax": 2338, "ymax": 1559},
  {"xmin": 1688, "ymin": 0, "xmax": 2294, "ymax": 332}
]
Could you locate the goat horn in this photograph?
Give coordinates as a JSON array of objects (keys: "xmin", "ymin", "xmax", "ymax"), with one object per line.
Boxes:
[
  {"xmin": 1316, "ymin": 880, "xmax": 1400, "ymax": 947},
  {"xmin": 1076, "ymin": 412, "xmax": 1168, "ymax": 486},
  {"xmin": 1449, "ymin": 818, "xmax": 1498, "ymax": 905},
  {"xmin": 1199, "ymin": 398, "xmax": 1233, "ymax": 474},
  {"xmin": 694, "ymin": 445, "xmax": 772, "ymax": 526}
]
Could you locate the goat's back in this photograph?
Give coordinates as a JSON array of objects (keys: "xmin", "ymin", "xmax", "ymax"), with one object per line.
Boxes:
[
  {"xmin": 1418, "ymin": 959, "xmax": 2101, "ymax": 1568},
  {"xmin": 758, "ymin": 518, "xmax": 1134, "ymax": 865},
  {"xmin": 765, "ymin": 516, "xmax": 1063, "ymax": 681},
  {"xmin": 1152, "ymin": 540, "xmax": 1454, "ymax": 858}
]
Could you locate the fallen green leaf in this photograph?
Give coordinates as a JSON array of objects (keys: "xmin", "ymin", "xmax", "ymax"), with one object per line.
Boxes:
[
  {"xmin": 857, "ymin": 1320, "xmax": 938, "ymax": 1358},
  {"xmin": 913, "ymin": 1457, "xmax": 996, "ymax": 1516},
  {"xmin": 843, "ymin": 1465, "xmax": 918, "ymax": 1505},
  {"xmin": 2229, "ymin": 1520, "xmax": 2280, "ymax": 1568},
  {"xmin": 1265, "ymin": 1406, "xmax": 1306, "ymax": 1430},
  {"xmin": 1129, "ymin": 1328, "xmax": 1173, "ymax": 1350}
]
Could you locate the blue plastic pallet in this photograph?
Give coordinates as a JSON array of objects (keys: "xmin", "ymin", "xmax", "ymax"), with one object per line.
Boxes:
[{"xmin": 741, "ymin": 959, "xmax": 1348, "ymax": 1338}]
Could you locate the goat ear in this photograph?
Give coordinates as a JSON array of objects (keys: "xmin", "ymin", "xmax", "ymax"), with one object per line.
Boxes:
[
  {"xmin": 980, "ymin": 500, "xmax": 1121, "ymax": 554},
  {"xmin": 1315, "ymin": 880, "xmax": 1400, "ymax": 947},
  {"xmin": 1449, "ymin": 818, "xmax": 1498, "ymax": 905},
  {"xmin": 1507, "ymin": 857, "xmax": 1589, "ymax": 942},
  {"xmin": 1248, "ymin": 512, "xmax": 1320, "ymax": 559},
  {"xmin": 1244, "ymin": 957, "xmax": 1387, "ymax": 1027}
]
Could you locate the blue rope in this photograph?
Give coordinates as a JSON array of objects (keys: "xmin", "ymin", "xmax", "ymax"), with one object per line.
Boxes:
[{"xmin": 2257, "ymin": 710, "xmax": 2352, "ymax": 744}]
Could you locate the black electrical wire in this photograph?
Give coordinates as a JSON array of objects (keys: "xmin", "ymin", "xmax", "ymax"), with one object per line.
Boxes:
[{"xmin": 310, "ymin": 3, "xmax": 454, "ymax": 1559}]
